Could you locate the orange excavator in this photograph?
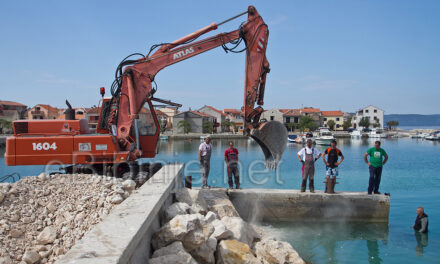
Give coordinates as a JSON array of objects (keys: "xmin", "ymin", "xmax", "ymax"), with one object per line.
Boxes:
[{"xmin": 5, "ymin": 6, "xmax": 287, "ymax": 178}]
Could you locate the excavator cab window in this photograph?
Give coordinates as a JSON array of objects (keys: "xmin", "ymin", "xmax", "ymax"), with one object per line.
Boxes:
[{"xmin": 137, "ymin": 101, "xmax": 158, "ymax": 136}]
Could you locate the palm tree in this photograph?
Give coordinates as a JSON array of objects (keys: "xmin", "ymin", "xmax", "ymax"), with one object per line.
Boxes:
[{"xmin": 177, "ymin": 120, "xmax": 191, "ymax": 134}]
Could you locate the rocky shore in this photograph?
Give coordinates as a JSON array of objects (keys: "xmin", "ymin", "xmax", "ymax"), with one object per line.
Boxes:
[
  {"xmin": 149, "ymin": 188, "xmax": 305, "ymax": 264},
  {"xmin": 0, "ymin": 173, "xmax": 136, "ymax": 264}
]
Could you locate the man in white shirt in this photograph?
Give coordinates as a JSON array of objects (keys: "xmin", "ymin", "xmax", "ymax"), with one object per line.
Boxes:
[
  {"xmin": 297, "ymin": 139, "xmax": 322, "ymax": 192},
  {"xmin": 199, "ymin": 136, "xmax": 212, "ymax": 188}
]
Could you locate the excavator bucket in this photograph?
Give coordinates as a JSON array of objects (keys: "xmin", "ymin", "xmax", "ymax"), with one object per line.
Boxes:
[{"xmin": 250, "ymin": 121, "xmax": 288, "ymax": 169}]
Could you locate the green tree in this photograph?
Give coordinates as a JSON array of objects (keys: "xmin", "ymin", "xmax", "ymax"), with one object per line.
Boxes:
[
  {"xmin": 373, "ymin": 118, "xmax": 381, "ymax": 128},
  {"xmin": 231, "ymin": 122, "xmax": 238, "ymax": 133},
  {"xmin": 0, "ymin": 119, "xmax": 13, "ymax": 134},
  {"xmin": 326, "ymin": 120, "xmax": 336, "ymax": 131},
  {"xmin": 359, "ymin": 117, "xmax": 370, "ymax": 128},
  {"xmin": 202, "ymin": 121, "xmax": 214, "ymax": 134},
  {"xmin": 177, "ymin": 120, "xmax": 191, "ymax": 134},
  {"xmin": 342, "ymin": 117, "xmax": 352, "ymax": 131},
  {"xmin": 221, "ymin": 120, "xmax": 232, "ymax": 132},
  {"xmin": 386, "ymin": 120, "xmax": 399, "ymax": 130},
  {"xmin": 298, "ymin": 116, "xmax": 318, "ymax": 132}
]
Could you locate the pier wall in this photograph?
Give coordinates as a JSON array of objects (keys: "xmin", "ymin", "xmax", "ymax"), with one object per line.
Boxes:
[{"xmin": 228, "ymin": 189, "xmax": 390, "ymax": 222}]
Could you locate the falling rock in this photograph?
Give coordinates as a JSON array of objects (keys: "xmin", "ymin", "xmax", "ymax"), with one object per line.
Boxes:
[
  {"xmin": 175, "ymin": 188, "xmax": 208, "ymax": 214},
  {"xmin": 37, "ymin": 226, "xmax": 57, "ymax": 245},
  {"xmin": 216, "ymin": 239, "xmax": 261, "ymax": 264},
  {"xmin": 211, "ymin": 219, "xmax": 233, "ymax": 240},
  {"xmin": 109, "ymin": 194, "xmax": 124, "ymax": 204},
  {"xmin": 22, "ymin": 250, "xmax": 41, "ymax": 264},
  {"xmin": 0, "ymin": 256, "xmax": 13, "ymax": 264},
  {"xmin": 190, "ymin": 236, "xmax": 217, "ymax": 264},
  {"xmin": 255, "ymin": 239, "xmax": 305, "ymax": 264},
  {"xmin": 163, "ymin": 202, "xmax": 193, "ymax": 223},
  {"xmin": 122, "ymin": 180, "xmax": 136, "ymax": 191},
  {"xmin": 221, "ymin": 217, "xmax": 260, "ymax": 246}
]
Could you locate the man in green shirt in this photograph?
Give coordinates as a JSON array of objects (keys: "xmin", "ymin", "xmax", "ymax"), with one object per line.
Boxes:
[{"xmin": 364, "ymin": 141, "xmax": 388, "ymax": 194}]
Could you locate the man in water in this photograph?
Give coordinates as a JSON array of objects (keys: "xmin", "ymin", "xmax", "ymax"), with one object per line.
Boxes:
[
  {"xmin": 413, "ymin": 207, "xmax": 429, "ymax": 233},
  {"xmin": 199, "ymin": 136, "xmax": 212, "ymax": 189},
  {"xmin": 224, "ymin": 141, "xmax": 240, "ymax": 189},
  {"xmin": 322, "ymin": 139, "xmax": 344, "ymax": 193},
  {"xmin": 364, "ymin": 141, "xmax": 388, "ymax": 194},
  {"xmin": 297, "ymin": 139, "xmax": 322, "ymax": 192}
]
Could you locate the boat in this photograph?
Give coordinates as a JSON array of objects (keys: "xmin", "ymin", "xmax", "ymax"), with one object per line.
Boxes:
[
  {"xmin": 425, "ymin": 131, "xmax": 440, "ymax": 141},
  {"xmin": 296, "ymin": 132, "xmax": 314, "ymax": 144},
  {"xmin": 411, "ymin": 132, "xmax": 429, "ymax": 139},
  {"xmin": 350, "ymin": 129, "xmax": 361, "ymax": 138},
  {"xmin": 160, "ymin": 136, "xmax": 169, "ymax": 141},
  {"xmin": 315, "ymin": 127, "xmax": 335, "ymax": 145},
  {"xmin": 287, "ymin": 134, "xmax": 298, "ymax": 143},
  {"xmin": 368, "ymin": 128, "xmax": 387, "ymax": 138}
]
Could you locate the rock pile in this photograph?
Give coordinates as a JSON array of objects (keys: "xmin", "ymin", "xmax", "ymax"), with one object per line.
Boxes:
[
  {"xmin": 149, "ymin": 188, "xmax": 304, "ymax": 264},
  {"xmin": 0, "ymin": 173, "xmax": 136, "ymax": 264}
]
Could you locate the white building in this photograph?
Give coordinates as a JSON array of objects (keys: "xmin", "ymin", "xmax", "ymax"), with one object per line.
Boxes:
[
  {"xmin": 353, "ymin": 105, "xmax": 384, "ymax": 129},
  {"xmin": 260, "ymin": 109, "xmax": 284, "ymax": 123},
  {"xmin": 198, "ymin": 105, "xmax": 226, "ymax": 133}
]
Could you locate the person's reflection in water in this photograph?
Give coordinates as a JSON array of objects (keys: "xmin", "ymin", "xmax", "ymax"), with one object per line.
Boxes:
[
  {"xmin": 415, "ymin": 232, "xmax": 428, "ymax": 256},
  {"xmin": 367, "ymin": 240, "xmax": 383, "ymax": 264}
]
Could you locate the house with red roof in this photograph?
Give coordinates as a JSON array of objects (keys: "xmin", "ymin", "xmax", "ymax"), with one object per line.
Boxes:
[
  {"xmin": 0, "ymin": 100, "xmax": 27, "ymax": 121},
  {"xmin": 198, "ymin": 105, "xmax": 226, "ymax": 132},
  {"xmin": 172, "ymin": 110, "xmax": 215, "ymax": 134},
  {"xmin": 223, "ymin": 109, "xmax": 243, "ymax": 133},
  {"xmin": 321, "ymin": 110, "xmax": 344, "ymax": 131},
  {"xmin": 27, "ymin": 104, "xmax": 59, "ymax": 120}
]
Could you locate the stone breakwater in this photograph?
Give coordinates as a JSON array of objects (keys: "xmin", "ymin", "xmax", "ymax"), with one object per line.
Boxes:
[
  {"xmin": 149, "ymin": 188, "xmax": 305, "ymax": 264},
  {"xmin": 0, "ymin": 173, "xmax": 137, "ymax": 264}
]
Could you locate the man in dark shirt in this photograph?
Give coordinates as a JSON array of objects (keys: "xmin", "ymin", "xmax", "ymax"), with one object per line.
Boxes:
[
  {"xmin": 224, "ymin": 141, "xmax": 240, "ymax": 189},
  {"xmin": 322, "ymin": 140, "xmax": 344, "ymax": 193},
  {"xmin": 414, "ymin": 207, "xmax": 429, "ymax": 233}
]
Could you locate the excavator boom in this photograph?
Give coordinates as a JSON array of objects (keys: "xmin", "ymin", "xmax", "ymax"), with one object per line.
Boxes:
[{"xmin": 5, "ymin": 6, "xmax": 287, "ymax": 173}]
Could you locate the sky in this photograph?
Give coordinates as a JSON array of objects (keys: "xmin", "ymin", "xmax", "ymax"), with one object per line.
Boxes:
[{"xmin": 0, "ymin": 0, "xmax": 439, "ymax": 114}]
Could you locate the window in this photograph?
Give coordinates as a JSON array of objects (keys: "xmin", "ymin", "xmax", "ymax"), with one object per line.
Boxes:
[
  {"xmin": 336, "ymin": 124, "xmax": 340, "ymax": 128},
  {"xmin": 138, "ymin": 103, "xmax": 157, "ymax": 136},
  {"xmin": 365, "ymin": 110, "xmax": 369, "ymax": 113},
  {"xmin": 374, "ymin": 116, "xmax": 377, "ymax": 120},
  {"xmin": 36, "ymin": 107, "xmax": 40, "ymax": 111},
  {"xmin": 336, "ymin": 118, "xmax": 340, "ymax": 121},
  {"xmin": 323, "ymin": 118, "xmax": 327, "ymax": 121},
  {"xmin": 270, "ymin": 116, "xmax": 274, "ymax": 121},
  {"xmin": 374, "ymin": 109, "xmax": 377, "ymax": 113},
  {"xmin": 286, "ymin": 117, "xmax": 290, "ymax": 123}
]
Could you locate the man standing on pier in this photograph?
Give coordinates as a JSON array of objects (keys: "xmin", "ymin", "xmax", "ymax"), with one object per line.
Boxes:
[
  {"xmin": 224, "ymin": 141, "xmax": 240, "ymax": 189},
  {"xmin": 322, "ymin": 139, "xmax": 344, "ymax": 193},
  {"xmin": 364, "ymin": 141, "xmax": 388, "ymax": 194},
  {"xmin": 297, "ymin": 139, "xmax": 322, "ymax": 192},
  {"xmin": 199, "ymin": 136, "xmax": 212, "ymax": 189}
]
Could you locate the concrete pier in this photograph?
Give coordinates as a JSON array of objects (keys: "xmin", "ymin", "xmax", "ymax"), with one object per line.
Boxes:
[
  {"xmin": 57, "ymin": 163, "xmax": 184, "ymax": 264},
  {"xmin": 228, "ymin": 189, "xmax": 390, "ymax": 223}
]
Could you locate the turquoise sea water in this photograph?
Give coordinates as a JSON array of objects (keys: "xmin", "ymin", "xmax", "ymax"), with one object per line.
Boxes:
[{"xmin": 1, "ymin": 137, "xmax": 439, "ymax": 263}]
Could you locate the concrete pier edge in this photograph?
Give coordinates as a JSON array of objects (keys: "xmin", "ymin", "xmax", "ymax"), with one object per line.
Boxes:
[{"xmin": 57, "ymin": 163, "xmax": 184, "ymax": 264}]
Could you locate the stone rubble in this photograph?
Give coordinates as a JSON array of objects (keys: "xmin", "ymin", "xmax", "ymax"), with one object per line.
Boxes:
[
  {"xmin": 0, "ymin": 173, "xmax": 136, "ymax": 264},
  {"xmin": 149, "ymin": 187, "xmax": 305, "ymax": 264}
]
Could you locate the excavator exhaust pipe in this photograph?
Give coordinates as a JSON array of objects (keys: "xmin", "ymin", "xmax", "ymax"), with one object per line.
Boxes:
[{"xmin": 250, "ymin": 121, "xmax": 287, "ymax": 169}]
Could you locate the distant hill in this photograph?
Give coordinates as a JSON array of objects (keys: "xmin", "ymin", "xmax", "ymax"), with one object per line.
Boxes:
[{"xmin": 384, "ymin": 114, "xmax": 440, "ymax": 126}]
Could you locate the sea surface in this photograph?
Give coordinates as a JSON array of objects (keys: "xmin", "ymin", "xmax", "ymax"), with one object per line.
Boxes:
[{"xmin": 1, "ymin": 137, "xmax": 439, "ymax": 263}]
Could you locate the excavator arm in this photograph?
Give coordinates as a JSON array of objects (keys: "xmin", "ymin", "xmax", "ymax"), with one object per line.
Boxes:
[{"xmin": 107, "ymin": 6, "xmax": 287, "ymax": 167}]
